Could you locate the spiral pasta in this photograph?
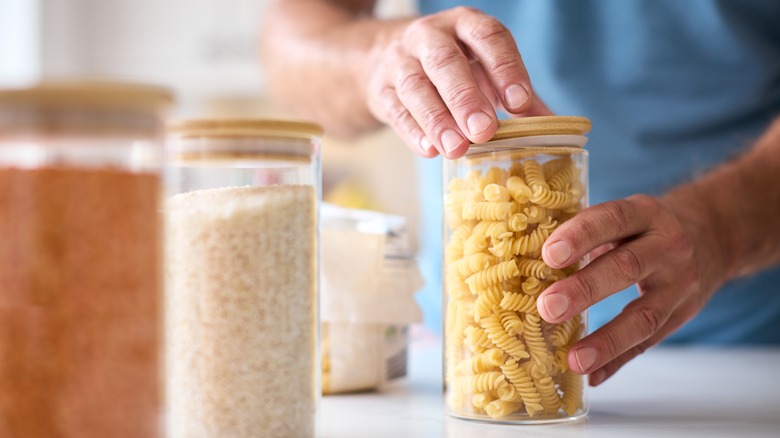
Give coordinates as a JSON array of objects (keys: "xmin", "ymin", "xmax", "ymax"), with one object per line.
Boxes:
[
  {"xmin": 457, "ymin": 372, "xmax": 507, "ymax": 394},
  {"xmin": 463, "ymin": 201, "xmax": 516, "ymax": 221},
  {"xmin": 446, "ymin": 189, "xmax": 484, "ymax": 206},
  {"xmin": 500, "ymin": 359, "xmax": 543, "ymax": 416},
  {"xmin": 456, "ymin": 348, "xmax": 505, "ymax": 376},
  {"xmin": 465, "ymin": 260, "xmax": 520, "ymax": 293},
  {"xmin": 521, "ymin": 160, "xmax": 548, "ymax": 190},
  {"xmin": 486, "ymin": 400, "xmax": 524, "ymax": 419},
  {"xmin": 450, "ymin": 253, "xmax": 498, "ymax": 278},
  {"xmin": 497, "ymin": 309, "xmax": 524, "ymax": 337},
  {"xmin": 500, "ymin": 291, "xmax": 536, "ymax": 313},
  {"xmin": 550, "ymin": 315, "xmax": 582, "ymax": 347},
  {"xmin": 506, "ymin": 176, "xmax": 533, "ymax": 204},
  {"xmin": 530, "ymin": 186, "xmax": 576, "ymax": 209},
  {"xmin": 541, "ymin": 156, "xmax": 573, "ymax": 178},
  {"xmin": 444, "ymin": 154, "xmax": 586, "ymax": 420},
  {"xmin": 481, "ymin": 314, "xmax": 530, "ymax": 361},
  {"xmin": 516, "ymin": 258, "xmax": 553, "ymax": 280},
  {"xmin": 484, "ymin": 183, "xmax": 511, "ymax": 202}
]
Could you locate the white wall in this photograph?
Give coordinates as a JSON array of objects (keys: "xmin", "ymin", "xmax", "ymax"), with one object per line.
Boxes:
[
  {"xmin": 38, "ymin": 0, "xmax": 269, "ymax": 102},
  {"xmin": 0, "ymin": 0, "xmax": 41, "ymax": 86}
]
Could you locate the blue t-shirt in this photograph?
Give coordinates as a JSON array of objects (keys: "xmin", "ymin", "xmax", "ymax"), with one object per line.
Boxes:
[{"xmin": 415, "ymin": 0, "xmax": 780, "ymax": 343}]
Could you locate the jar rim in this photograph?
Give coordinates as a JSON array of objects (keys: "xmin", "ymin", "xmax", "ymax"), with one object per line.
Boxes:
[
  {"xmin": 167, "ymin": 118, "xmax": 323, "ymax": 141},
  {"xmin": 489, "ymin": 116, "xmax": 591, "ymax": 141}
]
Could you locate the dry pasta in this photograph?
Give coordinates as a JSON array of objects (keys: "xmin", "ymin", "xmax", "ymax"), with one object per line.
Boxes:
[{"xmin": 444, "ymin": 155, "xmax": 586, "ymax": 421}]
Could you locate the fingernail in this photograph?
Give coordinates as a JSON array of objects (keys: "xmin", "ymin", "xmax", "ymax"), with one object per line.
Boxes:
[
  {"xmin": 546, "ymin": 240, "xmax": 572, "ymax": 266},
  {"xmin": 441, "ymin": 130, "xmax": 464, "ymax": 154},
  {"xmin": 504, "ymin": 84, "xmax": 530, "ymax": 110},
  {"xmin": 542, "ymin": 292, "xmax": 569, "ymax": 320},
  {"xmin": 574, "ymin": 347, "xmax": 597, "ymax": 373},
  {"xmin": 466, "ymin": 112, "xmax": 493, "ymax": 136},
  {"xmin": 420, "ymin": 136, "xmax": 434, "ymax": 154}
]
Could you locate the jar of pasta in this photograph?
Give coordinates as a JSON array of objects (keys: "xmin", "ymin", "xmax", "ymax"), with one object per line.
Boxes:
[
  {"xmin": 165, "ymin": 119, "xmax": 321, "ymax": 438},
  {"xmin": 443, "ymin": 116, "xmax": 590, "ymax": 424},
  {"xmin": 0, "ymin": 81, "xmax": 172, "ymax": 437}
]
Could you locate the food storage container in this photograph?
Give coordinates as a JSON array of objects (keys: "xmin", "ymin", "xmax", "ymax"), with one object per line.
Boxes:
[
  {"xmin": 165, "ymin": 119, "xmax": 321, "ymax": 438},
  {"xmin": 0, "ymin": 82, "xmax": 172, "ymax": 437},
  {"xmin": 320, "ymin": 204, "xmax": 423, "ymax": 394},
  {"xmin": 442, "ymin": 116, "xmax": 590, "ymax": 423}
]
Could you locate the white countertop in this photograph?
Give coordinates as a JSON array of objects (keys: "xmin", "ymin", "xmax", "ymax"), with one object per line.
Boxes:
[{"xmin": 321, "ymin": 331, "xmax": 780, "ymax": 438}]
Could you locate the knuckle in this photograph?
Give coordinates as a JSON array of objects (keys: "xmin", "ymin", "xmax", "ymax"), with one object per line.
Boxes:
[
  {"xmin": 420, "ymin": 107, "xmax": 451, "ymax": 132},
  {"xmin": 629, "ymin": 193, "xmax": 661, "ymax": 216},
  {"xmin": 405, "ymin": 16, "xmax": 438, "ymax": 39},
  {"xmin": 381, "ymin": 95, "xmax": 412, "ymax": 130},
  {"xmin": 395, "ymin": 68, "xmax": 429, "ymax": 95},
  {"xmin": 613, "ymin": 246, "xmax": 643, "ymax": 284},
  {"xmin": 422, "ymin": 45, "xmax": 464, "ymax": 73},
  {"xmin": 573, "ymin": 216, "xmax": 601, "ymax": 245},
  {"xmin": 571, "ymin": 272, "xmax": 599, "ymax": 306},
  {"xmin": 451, "ymin": 5, "xmax": 480, "ymax": 17},
  {"xmin": 470, "ymin": 17, "xmax": 510, "ymax": 44},
  {"xmin": 441, "ymin": 83, "xmax": 483, "ymax": 111},
  {"xmin": 485, "ymin": 55, "xmax": 522, "ymax": 78},
  {"xmin": 602, "ymin": 332, "xmax": 623, "ymax": 359},
  {"xmin": 602, "ymin": 200, "xmax": 633, "ymax": 232},
  {"xmin": 634, "ymin": 303, "xmax": 665, "ymax": 335}
]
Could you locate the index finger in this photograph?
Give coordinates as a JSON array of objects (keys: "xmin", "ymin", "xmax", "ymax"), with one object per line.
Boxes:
[
  {"xmin": 404, "ymin": 22, "xmax": 497, "ymax": 148},
  {"xmin": 453, "ymin": 8, "xmax": 534, "ymax": 113},
  {"xmin": 542, "ymin": 195, "xmax": 658, "ymax": 268}
]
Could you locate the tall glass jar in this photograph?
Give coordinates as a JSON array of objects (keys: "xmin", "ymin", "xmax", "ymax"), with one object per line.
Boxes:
[
  {"xmin": 165, "ymin": 119, "xmax": 321, "ymax": 438},
  {"xmin": 0, "ymin": 82, "xmax": 172, "ymax": 437},
  {"xmin": 443, "ymin": 116, "xmax": 590, "ymax": 424}
]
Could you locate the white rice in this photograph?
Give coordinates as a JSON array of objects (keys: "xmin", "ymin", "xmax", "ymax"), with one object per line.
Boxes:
[{"xmin": 166, "ymin": 185, "xmax": 317, "ymax": 438}]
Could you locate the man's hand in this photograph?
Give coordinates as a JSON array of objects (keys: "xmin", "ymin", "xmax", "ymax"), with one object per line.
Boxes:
[
  {"xmin": 537, "ymin": 193, "xmax": 730, "ymax": 386},
  {"xmin": 360, "ymin": 6, "xmax": 551, "ymax": 158}
]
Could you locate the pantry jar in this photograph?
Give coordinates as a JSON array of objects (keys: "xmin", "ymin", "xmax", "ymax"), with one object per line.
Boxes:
[
  {"xmin": 443, "ymin": 116, "xmax": 591, "ymax": 424},
  {"xmin": 0, "ymin": 82, "xmax": 172, "ymax": 437},
  {"xmin": 165, "ymin": 119, "xmax": 321, "ymax": 438}
]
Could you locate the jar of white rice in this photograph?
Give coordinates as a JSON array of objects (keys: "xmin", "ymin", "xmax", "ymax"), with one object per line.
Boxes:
[{"xmin": 165, "ymin": 119, "xmax": 321, "ymax": 438}]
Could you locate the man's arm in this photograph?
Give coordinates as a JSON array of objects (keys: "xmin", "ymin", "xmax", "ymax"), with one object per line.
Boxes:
[
  {"xmin": 538, "ymin": 117, "xmax": 780, "ymax": 385},
  {"xmin": 261, "ymin": 0, "xmax": 394, "ymax": 138},
  {"xmin": 261, "ymin": 0, "xmax": 546, "ymax": 157}
]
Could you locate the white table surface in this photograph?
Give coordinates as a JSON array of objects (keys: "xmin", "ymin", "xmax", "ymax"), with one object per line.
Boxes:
[{"xmin": 321, "ymin": 331, "xmax": 780, "ymax": 438}]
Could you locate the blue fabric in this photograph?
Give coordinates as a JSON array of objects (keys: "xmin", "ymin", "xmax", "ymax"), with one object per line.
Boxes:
[{"xmin": 414, "ymin": 0, "xmax": 780, "ymax": 343}]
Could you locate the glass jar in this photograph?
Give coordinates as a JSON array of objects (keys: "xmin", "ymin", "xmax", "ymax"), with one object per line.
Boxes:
[
  {"xmin": 442, "ymin": 116, "xmax": 590, "ymax": 424},
  {"xmin": 165, "ymin": 119, "xmax": 321, "ymax": 438},
  {"xmin": 0, "ymin": 82, "xmax": 172, "ymax": 437}
]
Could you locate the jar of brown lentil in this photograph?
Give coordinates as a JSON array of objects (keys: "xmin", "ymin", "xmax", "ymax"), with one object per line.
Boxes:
[
  {"xmin": 443, "ymin": 116, "xmax": 590, "ymax": 424},
  {"xmin": 0, "ymin": 82, "xmax": 172, "ymax": 437}
]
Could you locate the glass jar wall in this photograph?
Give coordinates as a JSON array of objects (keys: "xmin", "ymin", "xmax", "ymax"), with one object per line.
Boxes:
[
  {"xmin": 165, "ymin": 119, "xmax": 321, "ymax": 438},
  {"xmin": 0, "ymin": 82, "xmax": 172, "ymax": 437},
  {"xmin": 442, "ymin": 116, "xmax": 590, "ymax": 424}
]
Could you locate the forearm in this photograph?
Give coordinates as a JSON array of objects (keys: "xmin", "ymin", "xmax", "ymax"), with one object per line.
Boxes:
[
  {"xmin": 665, "ymin": 117, "xmax": 780, "ymax": 282},
  {"xmin": 261, "ymin": 0, "xmax": 410, "ymax": 137}
]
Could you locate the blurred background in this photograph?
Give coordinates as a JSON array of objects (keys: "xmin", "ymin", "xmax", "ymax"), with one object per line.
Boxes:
[{"xmin": 0, "ymin": 0, "xmax": 421, "ymax": 246}]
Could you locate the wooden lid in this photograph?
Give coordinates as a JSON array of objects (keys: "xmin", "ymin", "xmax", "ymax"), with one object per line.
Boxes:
[
  {"xmin": 167, "ymin": 119, "xmax": 323, "ymax": 141},
  {"xmin": 490, "ymin": 116, "xmax": 591, "ymax": 141}
]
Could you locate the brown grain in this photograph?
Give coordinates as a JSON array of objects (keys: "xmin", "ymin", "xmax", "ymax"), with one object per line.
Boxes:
[{"xmin": 0, "ymin": 166, "xmax": 162, "ymax": 437}]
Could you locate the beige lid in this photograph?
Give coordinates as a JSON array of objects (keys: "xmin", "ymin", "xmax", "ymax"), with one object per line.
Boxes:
[
  {"xmin": 490, "ymin": 116, "xmax": 591, "ymax": 142},
  {"xmin": 167, "ymin": 119, "xmax": 323, "ymax": 141},
  {"xmin": 0, "ymin": 81, "xmax": 173, "ymax": 113},
  {"xmin": 167, "ymin": 119, "xmax": 323, "ymax": 162}
]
